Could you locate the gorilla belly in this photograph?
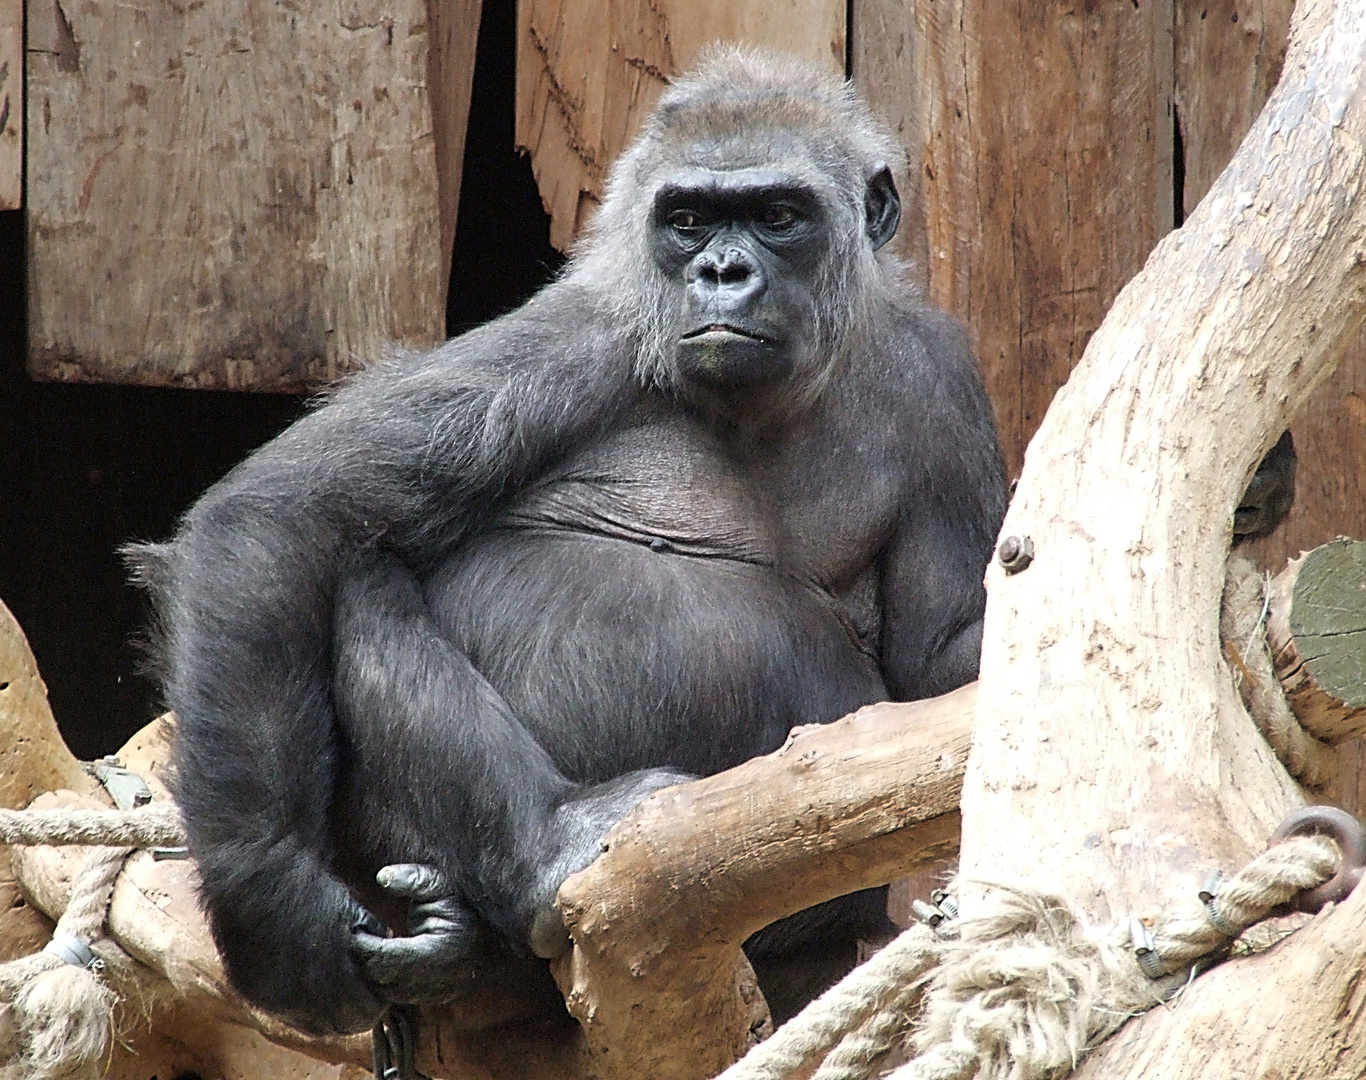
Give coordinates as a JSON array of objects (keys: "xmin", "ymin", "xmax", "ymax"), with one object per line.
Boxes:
[{"xmin": 424, "ymin": 528, "xmax": 887, "ymax": 782}]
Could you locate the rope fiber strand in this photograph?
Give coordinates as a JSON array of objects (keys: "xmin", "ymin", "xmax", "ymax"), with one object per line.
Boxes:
[{"xmin": 0, "ymin": 801, "xmax": 186, "ymax": 1080}]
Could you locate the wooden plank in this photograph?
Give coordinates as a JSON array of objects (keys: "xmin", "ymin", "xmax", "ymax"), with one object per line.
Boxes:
[
  {"xmin": 516, "ymin": 0, "xmax": 845, "ymax": 252},
  {"xmin": 0, "ymin": 0, "xmax": 18, "ymax": 210},
  {"xmin": 1175, "ymin": 0, "xmax": 1294, "ymax": 215},
  {"xmin": 25, "ymin": 0, "xmax": 454, "ymax": 391},
  {"xmin": 1176, "ymin": 0, "xmax": 1366, "ymax": 564},
  {"xmin": 853, "ymin": 0, "xmax": 1176, "ymax": 480},
  {"xmin": 426, "ymin": 0, "xmax": 482, "ymax": 304}
]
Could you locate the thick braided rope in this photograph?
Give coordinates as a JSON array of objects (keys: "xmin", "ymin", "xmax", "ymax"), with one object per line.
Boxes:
[
  {"xmin": 808, "ymin": 974, "xmax": 927, "ymax": 1080},
  {"xmin": 1151, "ymin": 833, "xmax": 1337, "ymax": 969},
  {"xmin": 0, "ymin": 802, "xmax": 187, "ymax": 1078},
  {"xmin": 0, "ymin": 804, "xmax": 185, "ymax": 848},
  {"xmin": 714, "ymin": 922, "xmax": 943, "ymax": 1080},
  {"xmin": 0, "ymin": 845, "xmax": 133, "ymax": 999},
  {"xmin": 1221, "ymin": 555, "xmax": 1334, "ymax": 787},
  {"xmin": 885, "ymin": 834, "xmax": 1339, "ymax": 1080}
]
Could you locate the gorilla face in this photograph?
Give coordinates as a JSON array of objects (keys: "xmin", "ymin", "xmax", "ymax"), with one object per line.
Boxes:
[
  {"xmin": 649, "ymin": 164, "xmax": 903, "ymax": 395},
  {"xmin": 650, "ymin": 167, "xmax": 832, "ymax": 391}
]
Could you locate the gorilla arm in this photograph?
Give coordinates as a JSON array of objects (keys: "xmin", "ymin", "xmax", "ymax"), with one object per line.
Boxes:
[
  {"xmin": 333, "ymin": 553, "xmax": 690, "ymax": 984},
  {"xmin": 130, "ymin": 293, "xmax": 634, "ymax": 1035},
  {"xmin": 876, "ymin": 311, "xmax": 1008, "ymax": 701}
]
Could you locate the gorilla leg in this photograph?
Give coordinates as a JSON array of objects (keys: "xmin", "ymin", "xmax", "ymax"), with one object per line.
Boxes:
[{"xmin": 331, "ymin": 552, "xmax": 689, "ymax": 979}]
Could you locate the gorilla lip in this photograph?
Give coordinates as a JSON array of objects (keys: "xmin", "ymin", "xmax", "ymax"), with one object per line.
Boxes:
[{"xmin": 681, "ymin": 323, "xmax": 771, "ymax": 342}]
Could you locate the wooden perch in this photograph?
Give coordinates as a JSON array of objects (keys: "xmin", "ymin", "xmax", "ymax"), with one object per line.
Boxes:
[
  {"xmin": 551, "ymin": 687, "xmax": 973, "ymax": 1080},
  {"xmin": 1267, "ymin": 538, "xmax": 1366, "ymax": 743}
]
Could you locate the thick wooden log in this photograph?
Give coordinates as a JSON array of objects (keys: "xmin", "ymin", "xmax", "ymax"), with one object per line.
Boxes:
[
  {"xmin": 959, "ymin": 0, "xmax": 1366, "ymax": 985},
  {"xmin": 515, "ymin": 0, "xmax": 845, "ymax": 251},
  {"xmin": 24, "ymin": 0, "xmax": 456, "ymax": 391},
  {"xmin": 550, "ymin": 686, "xmax": 974, "ymax": 1080},
  {"xmin": 1266, "ymin": 538, "xmax": 1366, "ymax": 743},
  {"xmin": 1175, "ymin": 0, "xmax": 1366, "ymax": 573}
]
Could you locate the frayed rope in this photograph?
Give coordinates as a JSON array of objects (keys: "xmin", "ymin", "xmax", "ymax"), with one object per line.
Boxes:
[
  {"xmin": 0, "ymin": 802, "xmax": 185, "ymax": 1080},
  {"xmin": 718, "ymin": 833, "xmax": 1339, "ymax": 1080}
]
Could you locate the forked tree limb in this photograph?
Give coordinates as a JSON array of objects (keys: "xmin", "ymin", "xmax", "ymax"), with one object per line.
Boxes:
[
  {"xmin": 962, "ymin": 0, "xmax": 1366, "ymax": 929},
  {"xmin": 549, "ymin": 686, "xmax": 975, "ymax": 1080}
]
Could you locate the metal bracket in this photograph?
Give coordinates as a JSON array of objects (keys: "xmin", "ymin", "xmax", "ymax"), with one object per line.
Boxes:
[{"xmin": 87, "ymin": 756, "xmax": 153, "ymax": 811}]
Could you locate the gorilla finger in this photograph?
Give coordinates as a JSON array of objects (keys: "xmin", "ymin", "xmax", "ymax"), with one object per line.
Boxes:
[
  {"xmin": 350, "ymin": 904, "xmax": 389, "ymax": 938},
  {"xmin": 409, "ymin": 897, "xmax": 479, "ymax": 940},
  {"xmin": 376, "ymin": 862, "xmax": 451, "ymax": 902},
  {"xmin": 353, "ymin": 931, "xmax": 476, "ymax": 986},
  {"xmin": 530, "ymin": 903, "xmax": 571, "ymax": 960}
]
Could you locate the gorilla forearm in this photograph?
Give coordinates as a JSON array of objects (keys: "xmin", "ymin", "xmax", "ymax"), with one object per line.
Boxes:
[
  {"xmin": 133, "ymin": 305, "xmax": 634, "ymax": 1031},
  {"xmin": 333, "ymin": 552, "xmax": 573, "ymax": 936}
]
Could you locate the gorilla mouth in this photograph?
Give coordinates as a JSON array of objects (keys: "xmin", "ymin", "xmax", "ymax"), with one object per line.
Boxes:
[{"xmin": 681, "ymin": 323, "xmax": 772, "ymax": 342}]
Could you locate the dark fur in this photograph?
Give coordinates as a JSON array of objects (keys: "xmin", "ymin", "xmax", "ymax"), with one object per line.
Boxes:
[{"xmin": 128, "ymin": 48, "xmax": 1007, "ymax": 1035}]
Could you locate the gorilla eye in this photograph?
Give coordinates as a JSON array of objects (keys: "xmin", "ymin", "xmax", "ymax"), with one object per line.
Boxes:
[
  {"xmin": 761, "ymin": 204, "xmax": 799, "ymax": 227},
  {"xmin": 668, "ymin": 209, "xmax": 703, "ymax": 231}
]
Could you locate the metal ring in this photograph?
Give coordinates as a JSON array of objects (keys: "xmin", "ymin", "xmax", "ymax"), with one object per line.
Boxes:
[{"xmin": 1269, "ymin": 805, "xmax": 1366, "ymax": 913}]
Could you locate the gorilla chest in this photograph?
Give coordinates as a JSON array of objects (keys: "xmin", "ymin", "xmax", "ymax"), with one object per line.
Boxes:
[{"xmin": 422, "ymin": 421, "xmax": 889, "ymax": 780}]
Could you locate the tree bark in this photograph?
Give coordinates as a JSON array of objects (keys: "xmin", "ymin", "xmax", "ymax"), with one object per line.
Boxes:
[{"xmin": 960, "ymin": 0, "xmax": 1366, "ymax": 926}]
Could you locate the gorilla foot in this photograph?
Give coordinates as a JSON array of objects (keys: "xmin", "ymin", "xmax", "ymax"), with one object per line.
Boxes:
[
  {"xmin": 353, "ymin": 864, "xmax": 483, "ymax": 1004},
  {"xmin": 529, "ymin": 768, "xmax": 695, "ymax": 958}
]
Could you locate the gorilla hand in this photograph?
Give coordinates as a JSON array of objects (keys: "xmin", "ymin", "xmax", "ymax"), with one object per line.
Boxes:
[
  {"xmin": 529, "ymin": 768, "xmax": 695, "ymax": 959},
  {"xmin": 352, "ymin": 864, "xmax": 483, "ymax": 1005},
  {"xmin": 1235, "ymin": 430, "xmax": 1297, "ymax": 541}
]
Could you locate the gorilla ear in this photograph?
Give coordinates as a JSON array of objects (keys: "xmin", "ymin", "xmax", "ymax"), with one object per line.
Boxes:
[{"xmin": 864, "ymin": 163, "xmax": 901, "ymax": 251}]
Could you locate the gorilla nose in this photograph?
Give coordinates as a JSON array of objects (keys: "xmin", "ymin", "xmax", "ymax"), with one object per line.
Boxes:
[{"xmin": 686, "ymin": 246, "xmax": 765, "ymax": 304}]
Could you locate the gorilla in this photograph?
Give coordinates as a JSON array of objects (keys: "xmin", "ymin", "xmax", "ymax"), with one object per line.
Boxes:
[{"xmin": 126, "ymin": 46, "xmax": 1293, "ymax": 1039}]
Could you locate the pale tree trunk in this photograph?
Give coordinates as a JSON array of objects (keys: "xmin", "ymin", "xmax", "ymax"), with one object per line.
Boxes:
[{"xmin": 957, "ymin": 0, "xmax": 1366, "ymax": 1073}]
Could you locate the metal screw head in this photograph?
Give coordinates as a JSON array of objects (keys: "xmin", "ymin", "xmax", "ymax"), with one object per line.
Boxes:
[{"xmin": 997, "ymin": 535, "xmax": 1034, "ymax": 573}]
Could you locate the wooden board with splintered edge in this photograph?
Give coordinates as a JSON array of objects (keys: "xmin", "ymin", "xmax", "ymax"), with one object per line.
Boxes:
[
  {"xmin": 0, "ymin": 0, "xmax": 19, "ymax": 210},
  {"xmin": 516, "ymin": 0, "xmax": 846, "ymax": 253},
  {"xmin": 24, "ymin": 0, "xmax": 463, "ymax": 392},
  {"xmin": 1290, "ymin": 538, "xmax": 1366, "ymax": 708}
]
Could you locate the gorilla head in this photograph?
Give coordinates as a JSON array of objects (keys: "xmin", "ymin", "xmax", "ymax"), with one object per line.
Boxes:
[{"xmin": 576, "ymin": 48, "xmax": 904, "ymax": 411}]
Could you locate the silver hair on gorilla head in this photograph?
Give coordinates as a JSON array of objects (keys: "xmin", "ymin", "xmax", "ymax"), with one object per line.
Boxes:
[{"xmin": 569, "ymin": 43, "xmax": 909, "ymax": 405}]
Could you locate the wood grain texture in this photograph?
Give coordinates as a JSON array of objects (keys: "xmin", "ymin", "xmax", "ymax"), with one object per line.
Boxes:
[
  {"xmin": 853, "ymin": 0, "xmax": 1176, "ymax": 480},
  {"xmin": 1177, "ymin": 0, "xmax": 1366, "ymax": 565},
  {"xmin": 0, "ymin": 0, "xmax": 19, "ymax": 210},
  {"xmin": 962, "ymin": 0, "xmax": 1366, "ymax": 934},
  {"xmin": 551, "ymin": 684, "xmax": 975, "ymax": 1080},
  {"xmin": 515, "ymin": 0, "xmax": 845, "ymax": 252},
  {"xmin": 426, "ymin": 0, "xmax": 483, "ymax": 302},
  {"xmin": 1266, "ymin": 540, "xmax": 1366, "ymax": 741},
  {"xmin": 25, "ymin": 0, "xmax": 450, "ymax": 391}
]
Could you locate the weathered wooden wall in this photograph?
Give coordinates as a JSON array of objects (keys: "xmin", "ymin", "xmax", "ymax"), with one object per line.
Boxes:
[
  {"xmin": 24, "ymin": 0, "xmax": 478, "ymax": 392},
  {"xmin": 853, "ymin": 0, "xmax": 1177, "ymax": 483},
  {"xmin": 851, "ymin": 0, "xmax": 1362, "ymax": 560},
  {"xmin": 0, "ymin": 0, "xmax": 19, "ymax": 210},
  {"xmin": 515, "ymin": 0, "xmax": 845, "ymax": 252}
]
